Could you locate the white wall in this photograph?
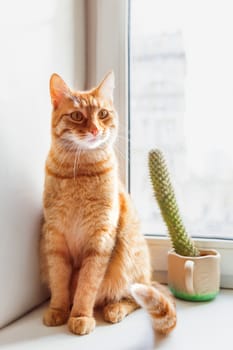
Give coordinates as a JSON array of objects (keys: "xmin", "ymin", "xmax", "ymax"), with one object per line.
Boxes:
[{"xmin": 0, "ymin": 0, "xmax": 85, "ymax": 327}]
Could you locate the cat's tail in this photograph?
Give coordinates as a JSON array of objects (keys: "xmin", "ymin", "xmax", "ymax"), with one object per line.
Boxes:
[{"xmin": 130, "ymin": 281, "xmax": 177, "ymax": 335}]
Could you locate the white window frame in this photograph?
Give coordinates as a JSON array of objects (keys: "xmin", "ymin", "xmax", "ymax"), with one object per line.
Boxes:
[
  {"xmin": 86, "ymin": 0, "xmax": 129, "ymax": 186},
  {"xmin": 86, "ymin": 0, "xmax": 233, "ymax": 289}
]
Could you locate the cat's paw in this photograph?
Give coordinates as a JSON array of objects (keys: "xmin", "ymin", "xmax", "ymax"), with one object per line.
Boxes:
[
  {"xmin": 43, "ymin": 307, "xmax": 69, "ymax": 326},
  {"xmin": 68, "ymin": 316, "xmax": 96, "ymax": 335},
  {"xmin": 103, "ymin": 303, "xmax": 126, "ymax": 323}
]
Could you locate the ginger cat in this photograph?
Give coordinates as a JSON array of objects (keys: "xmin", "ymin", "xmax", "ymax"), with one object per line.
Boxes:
[{"xmin": 40, "ymin": 71, "xmax": 176, "ymax": 336}]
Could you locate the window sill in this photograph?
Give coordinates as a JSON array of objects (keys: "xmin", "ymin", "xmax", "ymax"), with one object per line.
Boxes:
[
  {"xmin": 0, "ymin": 289, "xmax": 232, "ymax": 349},
  {"xmin": 0, "ymin": 301, "xmax": 154, "ymax": 350},
  {"xmin": 160, "ymin": 289, "xmax": 233, "ymax": 349}
]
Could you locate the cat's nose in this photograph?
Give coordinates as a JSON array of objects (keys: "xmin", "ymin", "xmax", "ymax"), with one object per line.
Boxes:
[{"xmin": 90, "ymin": 127, "xmax": 99, "ymax": 136}]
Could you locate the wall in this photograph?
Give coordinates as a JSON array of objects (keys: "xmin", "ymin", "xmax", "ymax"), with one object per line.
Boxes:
[{"xmin": 0, "ymin": 0, "xmax": 85, "ymax": 327}]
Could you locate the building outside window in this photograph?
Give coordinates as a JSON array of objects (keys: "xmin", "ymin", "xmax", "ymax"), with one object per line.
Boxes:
[{"xmin": 130, "ymin": 0, "xmax": 233, "ymax": 240}]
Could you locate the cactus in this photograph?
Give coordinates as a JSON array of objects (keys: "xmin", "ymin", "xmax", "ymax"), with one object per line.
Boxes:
[{"xmin": 149, "ymin": 149, "xmax": 200, "ymax": 257}]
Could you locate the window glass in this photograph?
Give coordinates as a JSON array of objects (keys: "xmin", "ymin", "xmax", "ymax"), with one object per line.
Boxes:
[{"xmin": 130, "ymin": 0, "xmax": 233, "ymax": 238}]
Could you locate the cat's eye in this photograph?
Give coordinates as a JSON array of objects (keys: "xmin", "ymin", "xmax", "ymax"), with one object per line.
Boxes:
[
  {"xmin": 98, "ymin": 109, "xmax": 109, "ymax": 119},
  {"xmin": 70, "ymin": 111, "xmax": 85, "ymax": 123}
]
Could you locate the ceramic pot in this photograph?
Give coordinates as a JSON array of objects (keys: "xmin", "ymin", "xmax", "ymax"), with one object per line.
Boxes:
[{"xmin": 168, "ymin": 249, "xmax": 221, "ymax": 301}]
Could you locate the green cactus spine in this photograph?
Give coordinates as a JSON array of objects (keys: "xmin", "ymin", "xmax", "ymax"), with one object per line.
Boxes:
[{"xmin": 149, "ymin": 149, "xmax": 200, "ymax": 257}]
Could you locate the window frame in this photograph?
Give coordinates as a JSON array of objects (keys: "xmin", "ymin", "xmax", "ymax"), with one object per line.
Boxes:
[
  {"xmin": 86, "ymin": 0, "xmax": 129, "ymax": 186},
  {"xmin": 86, "ymin": 0, "xmax": 233, "ymax": 289}
]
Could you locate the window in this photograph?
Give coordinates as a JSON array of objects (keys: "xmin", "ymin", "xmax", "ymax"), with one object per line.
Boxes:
[
  {"xmin": 130, "ymin": 0, "xmax": 233, "ymax": 240},
  {"xmin": 86, "ymin": 0, "xmax": 233, "ymax": 288}
]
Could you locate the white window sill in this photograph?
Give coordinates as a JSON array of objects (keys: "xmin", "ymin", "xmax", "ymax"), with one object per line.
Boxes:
[
  {"xmin": 0, "ymin": 289, "xmax": 232, "ymax": 350},
  {"xmin": 161, "ymin": 288, "xmax": 233, "ymax": 350}
]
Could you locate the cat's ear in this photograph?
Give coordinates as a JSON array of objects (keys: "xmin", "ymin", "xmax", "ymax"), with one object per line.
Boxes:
[
  {"xmin": 97, "ymin": 71, "xmax": 115, "ymax": 102},
  {"xmin": 50, "ymin": 73, "xmax": 71, "ymax": 109}
]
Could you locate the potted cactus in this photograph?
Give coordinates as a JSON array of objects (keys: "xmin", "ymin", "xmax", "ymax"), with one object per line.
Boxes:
[{"xmin": 148, "ymin": 149, "xmax": 220, "ymax": 301}]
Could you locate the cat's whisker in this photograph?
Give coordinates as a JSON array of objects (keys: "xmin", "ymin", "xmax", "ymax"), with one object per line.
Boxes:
[
  {"xmin": 114, "ymin": 145, "xmax": 126, "ymax": 162},
  {"xmin": 117, "ymin": 132, "xmax": 127, "ymax": 136},
  {"xmin": 117, "ymin": 135, "xmax": 130, "ymax": 141},
  {"xmin": 57, "ymin": 143, "xmax": 77, "ymax": 173},
  {"xmin": 73, "ymin": 149, "xmax": 79, "ymax": 180},
  {"xmin": 57, "ymin": 150, "xmax": 69, "ymax": 172},
  {"xmin": 117, "ymin": 130, "xmax": 131, "ymax": 137},
  {"xmin": 73, "ymin": 148, "xmax": 82, "ymax": 180}
]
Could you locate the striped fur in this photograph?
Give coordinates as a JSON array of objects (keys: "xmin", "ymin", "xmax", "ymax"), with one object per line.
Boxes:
[
  {"xmin": 40, "ymin": 72, "xmax": 176, "ymax": 336},
  {"xmin": 131, "ymin": 282, "xmax": 177, "ymax": 335}
]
